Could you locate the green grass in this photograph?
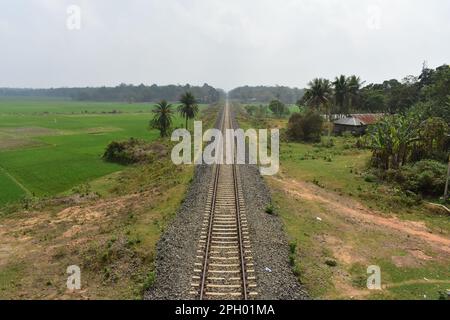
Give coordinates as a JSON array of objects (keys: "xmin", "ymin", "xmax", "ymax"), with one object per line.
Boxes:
[
  {"xmin": 0, "ymin": 99, "xmax": 207, "ymax": 206},
  {"xmin": 281, "ymin": 139, "xmax": 371, "ymax": 195},
  {"xmin": 0, "ymin": 168, "xmax": 28, "ymax": 203},
  {"xmin": 0, "ymin": 97, "xmax": 157, "ymax": 114}
]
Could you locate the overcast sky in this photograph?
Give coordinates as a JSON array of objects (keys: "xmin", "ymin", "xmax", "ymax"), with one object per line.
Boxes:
[{"xmin": 0, "ymin": 0, "xmax": 448, "ymax": 90}]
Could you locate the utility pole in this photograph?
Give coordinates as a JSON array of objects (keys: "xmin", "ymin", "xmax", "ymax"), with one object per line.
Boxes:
[{"xmin": 444, "ymin": 153, "xmax": 450, "ymax": 202}]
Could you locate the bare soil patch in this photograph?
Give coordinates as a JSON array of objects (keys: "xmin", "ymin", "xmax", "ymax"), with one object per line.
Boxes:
[{"xmin": 273, "ymin": 176, "xmax": 450, "ymax": 254}]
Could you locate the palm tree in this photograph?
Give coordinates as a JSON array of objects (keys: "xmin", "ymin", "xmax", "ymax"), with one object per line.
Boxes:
[
  {"xmin": 305, "ymin": 78, "xmax": 333, "ymax": 138},
  {"xmin": 347, "ymin": 75, "xmax": 364, "ymax": 112},
  {"xmin": 333, "ymin": 75, "xmax": 349, "ymax": 114},
  {"xmin": 305, "ymin": 78, "xmax": 333, "ymax": 113},
  {"xmin": 178, "ymin": 92, "xmax": 199, "ymax": 129},
  {"xmin": 151, "ymin": 100, "xmax": 173, "ymax": 137}
]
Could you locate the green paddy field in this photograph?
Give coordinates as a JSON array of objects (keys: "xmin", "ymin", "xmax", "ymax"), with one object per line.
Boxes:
[{"xmin": 0, "ymin": 98, "xmax": 198, "ymax": 206}]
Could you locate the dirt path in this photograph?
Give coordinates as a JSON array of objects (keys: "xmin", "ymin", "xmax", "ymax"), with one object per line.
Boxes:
[{"xmin": 271, "ymin": 176, "xmax": 450, "ymax": 255}]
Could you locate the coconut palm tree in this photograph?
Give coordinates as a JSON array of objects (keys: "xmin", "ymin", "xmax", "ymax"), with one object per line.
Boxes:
[
  {"xmin": 151, "ymin": 100, "xmax": 174, "ymax": 137},
  {"xmin": 347, "ymin": 75, "xmax": 364, "ymax": 112},
  {"xmin": 178, "ymin": 92, "xmax": 199, "ymax": 129},
  {"xmin": 305, "ymin": 78, "xmax": 333, "ymax": 113},
  {"xmin": 333, "ymin": 75, "xmax": 349, "ymax": 114},
  {"xmin": 305, "ymin": 78, "xmax": 333, "ymax": 138}
]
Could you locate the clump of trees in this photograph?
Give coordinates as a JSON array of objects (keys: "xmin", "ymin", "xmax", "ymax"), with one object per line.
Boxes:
[
  {"xmin": 286, "ymin": 111, "xmax": 324, "ymax": 142},
  {"xmin": 150, "ymin": 92, "xmax": 199, "ymax": 137},
  {"xmin": 269, "ymin": 99, "xmax": 289, "ymax": 117},
  {"xmin": 244, "ymin": 104, "xmax": 269, "ymax": 119},
  {"xmin": 229, "ymin": 85, "xmax": 304, "ymax": 104},
  {"xmin": 359, "ymin": 64, "xmax": 449, "ymax": 117},
  {"xmin": 299, "ymin": 75, "xmax": 365, "ymax": 118},
  {"xmin": 368, "ymin": 112, "xmax": 449, "ymax": 197},
  {"xmin": 297, "ymin": 64, "xmax": 449, "ymax": 123},
  {"xmin": 369, "ymin": 114, "xmax": 449, "ymax": 170}
]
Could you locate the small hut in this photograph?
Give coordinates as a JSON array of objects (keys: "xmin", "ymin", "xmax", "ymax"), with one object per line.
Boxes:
[{"xmin": 333, "ymin": 114, "xmax": 383, "ymax": 136}]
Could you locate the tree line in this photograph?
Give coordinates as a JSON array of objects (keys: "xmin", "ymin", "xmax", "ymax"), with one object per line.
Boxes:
[
  {"xmin": 229, "ymin": 85, "xmax": 305, "ymax": 104},
  {"xmin": 0, "ymin": 83, "xmax": 223, "ymax": 104},
  {"xmin": 298, "ymin": 64, "xmax": 449, "ymax": 122}
]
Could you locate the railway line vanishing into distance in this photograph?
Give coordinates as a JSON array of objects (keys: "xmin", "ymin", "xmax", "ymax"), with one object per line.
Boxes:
[{"xmin": 190, "ymin": 101, "xmax": 258, "ymax": 300}]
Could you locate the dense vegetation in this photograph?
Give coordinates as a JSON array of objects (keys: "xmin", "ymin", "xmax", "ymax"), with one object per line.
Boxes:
[
  {"xmin": 286, "ymin": 111, "xmax": 324, "ymax": 143},
  {"xmin": 360, "ymin": 64, "xmax": 449, "ymax": 117},
  {"xmin": 297, "ymin": 64, "xmax": 449, "ymax": 120},
  {"xmin": 0, "ymin": 83, "xmax": 223, "ymax": 104},
  {"xmin": 229, "ymin": 85, "xmax": 305, "ymax": 104},
  {"xmin": 367, "ymin": 114, "xmax": 449, "ymax": 197}
]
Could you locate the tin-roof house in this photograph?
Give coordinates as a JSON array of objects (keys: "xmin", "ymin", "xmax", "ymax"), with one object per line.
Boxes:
[{"xmin": 333, "ymin": 114, "xmax": 383, "ymax": 135}]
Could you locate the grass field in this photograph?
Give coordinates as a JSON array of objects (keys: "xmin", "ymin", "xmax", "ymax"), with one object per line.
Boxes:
[{"xmin": 0, "ymin": 98, "xmax": 206, "ymax": 206}]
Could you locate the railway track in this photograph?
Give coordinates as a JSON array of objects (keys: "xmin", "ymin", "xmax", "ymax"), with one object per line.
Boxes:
[{"xmin": 190, "ymin": 101, "xmax": 258, "ymax": 300}]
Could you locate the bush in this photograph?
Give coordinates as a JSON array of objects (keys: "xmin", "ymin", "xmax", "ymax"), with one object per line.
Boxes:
[
  {"xmin": 265, "ymin": 203, "xmax": 275, "ymax": 215},
  {"xmin": 289, "ymin": 241, "xmax": 297, "ymax": 255},
  {"xmin": 142, "ymin": 271, "xmax": 155, "ymax": 293},
  {"xmin": 364, "ymin": 174, "xmax": 377, "ymax": 183},
  {"xmin": 325, "ymin": 259, "xmax": 337, "ymax": 267},
  {"xmin": 287, "ymin": 110, "xmax": 324, "ymax": 142},
  {"xmin": 103, "ymin": 138, "xmax": 167, "ymax": 165},
  {"xmin": 399, "ymin": 160, "xmax": 447, "ymax": 196},
  {"xmin": 269, "ymin": 99, "xmax": 289, "ymax": 117}
]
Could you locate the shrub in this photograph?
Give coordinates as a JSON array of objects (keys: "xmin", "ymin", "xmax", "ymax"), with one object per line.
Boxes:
[
  {"xmin": 364, "ymin": 174, "xmax": 377, "ymax": 183},
  {"xmin": 244, "ymin": 105, "xmax": 258, "ymax": 116},
  {"xmin": 142, "ymin": 271, "xmax": 155, "ymax": 293},
  {"xmin": 287, "ymin": 111, "xmax": 324, "ymax": 142},
  {"xmin": 325, "ymin": 259, "xmax": 337, "ymax": 267},
  {"xmin": 103, "ymin": 138, "xmax": 167, "ymax": 165},
  {"xmin": 289, "ymin": 241, "xmax": 297, "ymax": 255},
  {"xmin": 265, "ymin": 203, "xmax": 275, "ymax": 215},
  {"xmin": 399, "ymin": 160, "xmax": 447, "ymax": 196},
  {"xmin": 72, "ymin": 183, "xmax": 92, "ymax": 196},
  {"xmin": 269, "ymin": 99, "xmax": 289, "ymax": 117}
]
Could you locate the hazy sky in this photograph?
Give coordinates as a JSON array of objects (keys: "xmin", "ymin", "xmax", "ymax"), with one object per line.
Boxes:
[{"xmin": 0, "ymin": 0, "xmax": 448, "ymax": 90}]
